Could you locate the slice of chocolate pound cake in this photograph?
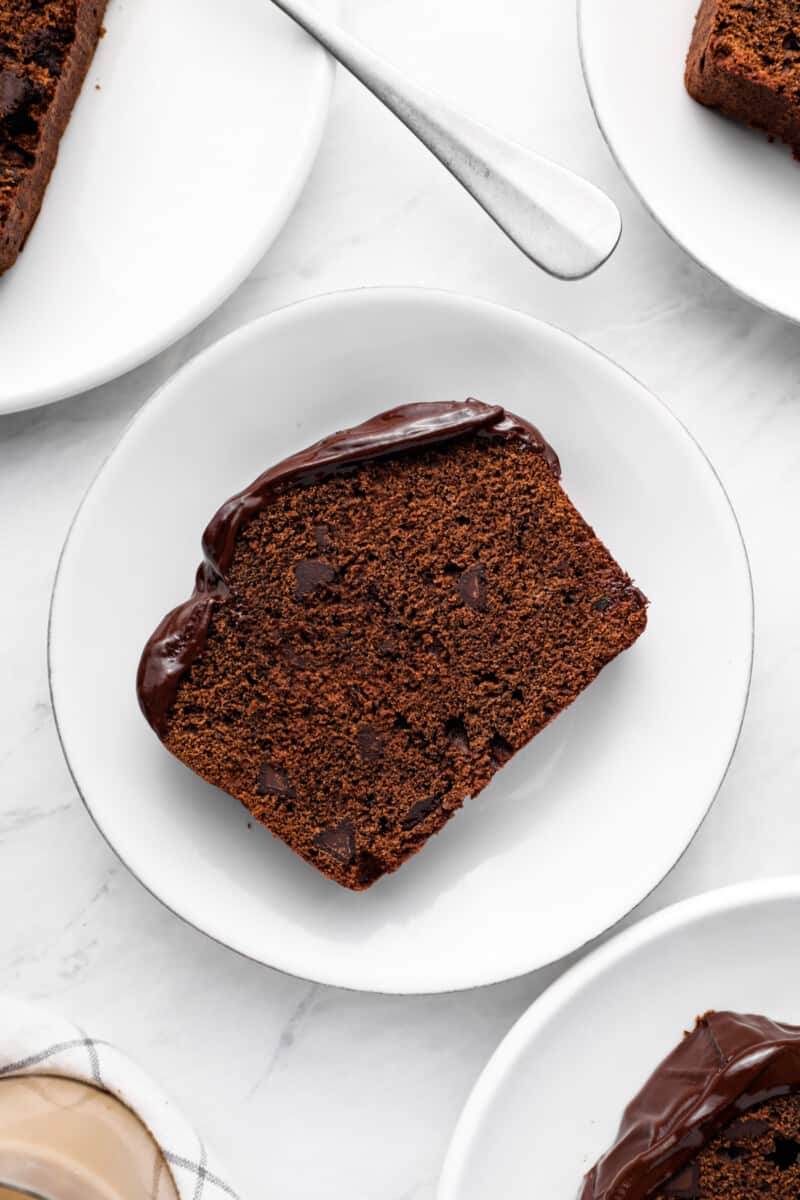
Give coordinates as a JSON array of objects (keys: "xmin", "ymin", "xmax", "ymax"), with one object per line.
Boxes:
[
  {"xmin": 0, "ymin": 0, "xmax": 107, "ymax": 275},
  {"xmin": 581, "ymin": 1012, "xmax": 800, "ymax": 1200},
  {"xmin": 686, "ymin": 0, "xmax": 800, "ymax": 156},
  {"xmin": 137, "ymin": 400, "xmax": 647, "ymax": 891}
]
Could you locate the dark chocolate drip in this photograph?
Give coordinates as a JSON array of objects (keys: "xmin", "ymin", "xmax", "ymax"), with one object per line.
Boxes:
[
  {"xmin": 136, "ymin": 399, "xmax": 560, "ymax": 734},
  {"xmin": 581, "ymin": 1011, "xmax": 800, "ymax": 1200},
  {"xmin": 202, "ymin": 399, "xmax": 559, "ymax": 577}
]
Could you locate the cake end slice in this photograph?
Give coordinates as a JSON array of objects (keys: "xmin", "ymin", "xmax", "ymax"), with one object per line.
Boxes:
[
  {"xmin": 582, "ymin": 1011, "xmax": 800, "ymax": 1200},
  {"xmin": 0, "ymin": 0, "xmax": 107, "ymax": 275},
  {"xmin": 686, "ymin": 0, "xmax": 800, "ymax": 155}
]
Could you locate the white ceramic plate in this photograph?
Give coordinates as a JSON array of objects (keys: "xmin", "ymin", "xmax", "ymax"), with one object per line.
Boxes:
[
  {"xmin": 439, "ymin": 878, "xmax": 800, "ymax": 1200},
  {"xmin": 0, "ymin": 0, "xmax": 334, "ymax": 414},
  {"xmin": 49, "ymin": 287, "xmax": 753, "ymax": 994},
  {"xmin": 579, "ymin": 0, "xmax": 800, "ymax": 322}
]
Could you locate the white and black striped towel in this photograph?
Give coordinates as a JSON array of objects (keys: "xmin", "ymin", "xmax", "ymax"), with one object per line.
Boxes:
[{"xmin": 0, "ymin": 995, "xmax": 239, "ymax": 1200}]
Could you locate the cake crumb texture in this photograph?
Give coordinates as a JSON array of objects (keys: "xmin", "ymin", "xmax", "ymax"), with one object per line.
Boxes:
[
  {"xmin": 656, "ymin": 1095, "xmax": 800, "ymax": 1200},
  {"xmin": 155, "ymin": 427, "xmax": 646, "ymax": 890},
  {"xmin": 686, "ymin": 0, "xmax": 800, "ymax": 154},
  {"xmin": 0, "ymin": 0, "xmax": 107, "ymax": 274}
]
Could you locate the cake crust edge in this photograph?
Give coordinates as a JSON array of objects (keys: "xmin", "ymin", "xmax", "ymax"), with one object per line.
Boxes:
[
  {"xmin": 685, "ymin": 0, "xmax": 800, "ymax": 155},
  {"xmin": 0, "ymin": 0, "xmax": 108, "ymax": 274}
]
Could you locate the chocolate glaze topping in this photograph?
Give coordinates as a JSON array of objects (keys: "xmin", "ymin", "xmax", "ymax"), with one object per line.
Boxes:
[
  {"xmin": 581, "ymin": 1011, "xmax": 800, "ymax": 1200},
  {"xmin": 136, "ymin": 399, "xmax": 559, "ymax": 735}
]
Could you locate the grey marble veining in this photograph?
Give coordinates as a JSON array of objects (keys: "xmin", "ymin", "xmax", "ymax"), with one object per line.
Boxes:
[{"xmin": 1, "ymin": 1, "xmax": 799, "ymax": 1197}]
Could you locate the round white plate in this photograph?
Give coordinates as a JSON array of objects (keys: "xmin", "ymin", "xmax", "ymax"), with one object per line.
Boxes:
[
  {"xmin": 0, "ymin": 0, "xmax": 334, "ymax": 414},
  {"xmin": 49, "ymin": 287, "xmax": 753, "ymax": 994},
  {"xmin": 579, "ymin": 0, "xmax": 800, "ymax": 322},
  {"xmin": 439, "ymin": 878, "xmax": 800, "ymax": 1200}
]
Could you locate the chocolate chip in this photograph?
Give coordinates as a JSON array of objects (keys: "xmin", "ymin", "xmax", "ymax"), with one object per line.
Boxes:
[
  {"xmin": 784, "ymin": 31, "xmax": 800, "ymax": 50},
  {"xmin": 313, "ymin": 524, "xmax": 333, "ymax": 551},
  {"xmin": 23, "ymin": 24, "xmax": 72, "ymax": 72},
  {"xmin": 444, "ymin": 717, "xmax": 470, "ymax": 753},
  {"xmin": 256, "ymin": 763, "xmax": 295, "ymax": 798},
  {"xmin": 457, "ymin": 564, "xmax": 488, "ymax": 611},
  {"xmin": 314, "ymin": 821, "xmax": 355, "ymax": 864},
  {"xmin": 0, "ymin": 139, "xmax": 33, "ymax": 182},
  {"xmin": 356, "ymin": 724, "xmax": 384, "ymax": 765},
  {"xmin": 489, "ymin": 732, "xmax": 514, "ymax": 765},
  {"xmin": 767, "ymin": 1136, "xmax": 800, "ymax": 1170},
  {"xmin": 402, "ymin": 796, "xmax": 442, "ymax": 830},
  {"xmin": 294, "ymin": 559, "xmax": 336, "ymax": 599},
  {"xmin": 0, "ymin": 70, "xmax": 32, "ymax": 124},
  {"xmin": 662, "ymin": 1163, "xmax": 699, "ymax": 1199},
  {"xmin": 354, "ymin": 851, "xmax": 384, "ymax": 887},
  {"xmin": 443, "ymin": 561, "xmax": 464, "ymax": 576},
  {"xmin": 0, "ymin": 140, "xmax": 33, "ymax": 168},
  {"xmin": 594, "ymin": 580, "xmax": 646, "ymax": 612},
  {"xmin": 724, "ymin": 1117, "xmax": 770, "ymax": 1141},
  {"xmin": 279, "ymin": 645, "xmax": 308, "ymax": 670}
]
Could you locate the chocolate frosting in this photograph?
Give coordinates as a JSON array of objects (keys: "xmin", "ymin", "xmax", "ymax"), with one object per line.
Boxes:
[
  {"xmin": 136, "ymin": 399, "xmax": 559, "ymax": 735},
  {"xmin": 581, "ymin": 1011, "xmax": 800, "ymax": 1200}
]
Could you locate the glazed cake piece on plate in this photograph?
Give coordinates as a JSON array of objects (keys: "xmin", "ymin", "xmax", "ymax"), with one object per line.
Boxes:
[
  {"xmin": 686, "ymin": 0, "xmax": 800, "ymax": 155},
  {"xmin": 582, "ymin": 1011, "xmax": 800, "ymax": 1200},
  {"xmin": 0, "ymin": 0, "xmax": 107, "ymax": 274},
  {"xmin": 137, "ymin": 400, "xmax": 647, "ymax": 890}
]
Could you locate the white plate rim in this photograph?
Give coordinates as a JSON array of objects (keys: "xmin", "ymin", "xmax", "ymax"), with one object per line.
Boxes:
[
  {"xmin": 576, "ymin": 0, "xmax": 794, "ymax": 324},
  {"xmin": 0, "ymin": 18, "xmax": 336, "ymax": 415},
  {"xmin": 48, "ymin": 285, "xmax": 755, "ymax": 994},
  {"xmin": 437, "ymin": 875, "xmax": 800, "ymax": 1199}
]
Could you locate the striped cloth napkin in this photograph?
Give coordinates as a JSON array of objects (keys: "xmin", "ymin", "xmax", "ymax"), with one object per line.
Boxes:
[{"xmin": 0, "ymin": 995, "xmax": 239, "ymax": 1200}]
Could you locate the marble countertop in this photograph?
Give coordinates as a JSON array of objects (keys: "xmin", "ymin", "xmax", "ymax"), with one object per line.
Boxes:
[{"xmin": 1, "ymin": 0, "xmax": 798, "ymax": 1196}]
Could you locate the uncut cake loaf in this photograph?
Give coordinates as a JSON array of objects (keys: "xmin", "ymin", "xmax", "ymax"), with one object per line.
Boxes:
[
  {"xmin": 581, "ymin": 1011, "xmax": 800, "ymax": 1200},
  {"xmin": 137, "ymin": 400, "xmax": 648, "ymax": 890},
  {"xmin": 0, "ymin": 0, "xmax": 106, "ymax": 275},
  {"xmin": 686, "ymin": 0, "xmax": 800, "ymax": 155}
]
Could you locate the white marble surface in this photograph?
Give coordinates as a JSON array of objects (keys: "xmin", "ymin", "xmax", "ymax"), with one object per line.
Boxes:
[{"xmin": 1, "ymin": 1, "xmax": 798, "ymax": 1196}]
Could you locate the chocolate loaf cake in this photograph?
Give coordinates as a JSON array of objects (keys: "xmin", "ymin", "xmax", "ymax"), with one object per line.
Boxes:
[
  {"xmin": 137, "ymin": 400, "xmax": 647, "ymax": 890},
  {"xmin": 0, "ymin": 0, "xmax": 107, "ymax": 275},
  {"xmin": 581, "ymin": 1011, "xmax": 800, "ymax": 1200},
  {"xmin": 686, "ymin": 0, "xmax": 800, "ymax": 155}
]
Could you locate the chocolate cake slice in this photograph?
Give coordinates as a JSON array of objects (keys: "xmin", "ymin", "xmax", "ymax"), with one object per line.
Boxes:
[
  {"xmin": 137, "ymin": 400, "xmax": 647, "ymax": 890},
  {"xmin": 581, "ymin": 1011, "xmax": 800, "ymax": 1200},
  {"xmin": 686, "ymin": 0, "xmax": 800, "ymax": 155},
  {"xmin": 0, "ymin": 0, "xmax": 107, "ymax": 275}
]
